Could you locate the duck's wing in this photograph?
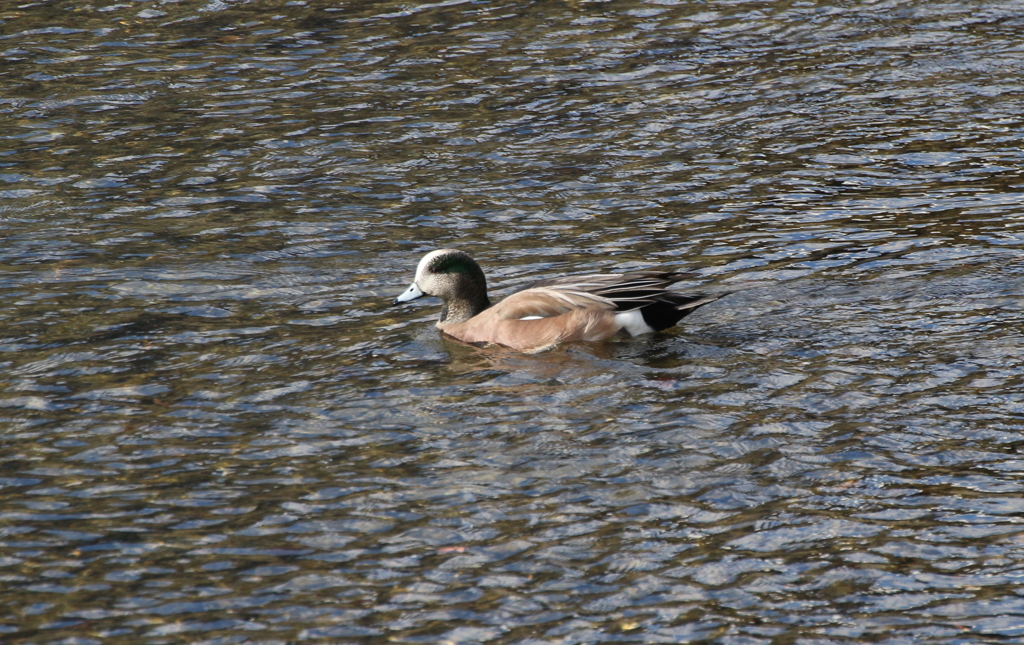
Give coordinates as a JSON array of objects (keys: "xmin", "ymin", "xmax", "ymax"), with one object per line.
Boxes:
[
  {"xmin": 487, "ymin": 285, "xmax": 616, "ymax": 320},
  {"xmin": 499, "ymin": 272, "xmax": 692, "ymax": 317}
]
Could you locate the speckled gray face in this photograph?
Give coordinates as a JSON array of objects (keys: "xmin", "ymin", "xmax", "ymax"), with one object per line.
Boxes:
[{"xmin": 394, "ymin": 249, "xmax": 461, "ymax": 304}]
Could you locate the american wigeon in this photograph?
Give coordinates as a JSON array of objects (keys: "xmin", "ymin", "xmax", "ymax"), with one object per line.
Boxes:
[{"xmin": 394, "ymin": 249, "xmax": 726, "ymax": 353}]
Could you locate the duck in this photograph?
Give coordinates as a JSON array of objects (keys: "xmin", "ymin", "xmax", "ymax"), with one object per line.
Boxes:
[{"xmin": 394, "ymin": 249, "xmax": 726, "ymax": 353}]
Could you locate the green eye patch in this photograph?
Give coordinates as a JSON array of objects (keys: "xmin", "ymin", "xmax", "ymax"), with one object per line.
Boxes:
[{"xmin": 432, "ymin": 255, "xmax": 475, "ymax": 274}]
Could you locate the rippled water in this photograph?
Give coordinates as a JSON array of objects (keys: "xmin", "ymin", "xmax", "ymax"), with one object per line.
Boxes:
[{"xmin": 2, "ymin": 1, "xmax": 1024, "ymax": 643}]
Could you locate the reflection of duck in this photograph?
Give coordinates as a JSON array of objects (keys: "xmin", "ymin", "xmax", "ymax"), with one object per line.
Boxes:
[{"xmin": 394, "ymin": 249, "xmax": 727, "ymax": 353}]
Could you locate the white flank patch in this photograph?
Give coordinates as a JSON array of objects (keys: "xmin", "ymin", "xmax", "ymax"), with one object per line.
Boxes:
[
  {"xmin": 519, "ymin": 316, "xmax": 544, "ymax": 320},
  {"xmin": 615, "ymin": 309, "xmax": 655, "ymax": 336}
]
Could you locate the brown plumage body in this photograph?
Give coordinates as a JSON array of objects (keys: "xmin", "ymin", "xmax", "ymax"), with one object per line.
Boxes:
[{"xmin": 440, "ymin": 298, "xmax": 623, "ymax": 350}]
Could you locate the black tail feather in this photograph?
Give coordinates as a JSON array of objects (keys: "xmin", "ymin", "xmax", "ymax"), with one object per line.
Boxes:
[{"xmin": 639, "ymin": 292, "xmax": 729, "ymax": 331}]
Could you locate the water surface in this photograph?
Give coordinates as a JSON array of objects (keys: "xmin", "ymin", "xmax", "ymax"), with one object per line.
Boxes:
[{"xmin": 2, "ymin": 1, "xmax": 1024, "ymax": 643}]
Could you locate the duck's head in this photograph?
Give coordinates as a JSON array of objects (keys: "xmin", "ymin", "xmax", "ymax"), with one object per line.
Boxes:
[{"xmin": 394, "ymin": 249, "xmax": 490, "ymax": 321}]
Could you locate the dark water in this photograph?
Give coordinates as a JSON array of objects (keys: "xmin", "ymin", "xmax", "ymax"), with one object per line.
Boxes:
[{"xmin": 2, "ymin": 1, "xmax": 1024, "ymax": 643}]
